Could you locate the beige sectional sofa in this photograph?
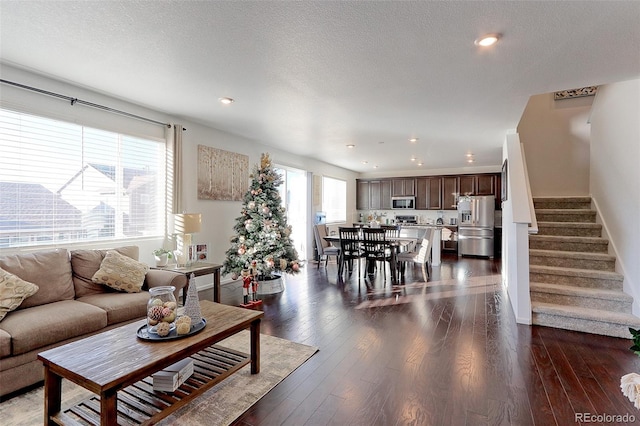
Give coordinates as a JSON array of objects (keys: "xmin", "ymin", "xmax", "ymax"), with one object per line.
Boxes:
[{"xmin": 0, "ymin": 246, "xmax": 187, "ymax": 398}]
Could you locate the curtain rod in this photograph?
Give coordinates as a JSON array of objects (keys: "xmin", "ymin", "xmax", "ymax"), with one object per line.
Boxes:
[{"xmin": 0, "ymin": 78, "xmax": 176, "ymax": 129}]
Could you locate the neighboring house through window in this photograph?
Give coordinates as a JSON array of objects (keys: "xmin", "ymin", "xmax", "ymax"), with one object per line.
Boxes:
[{"xmin": 0, "ymin": 108, "xmax": 165, "ymax": 248}]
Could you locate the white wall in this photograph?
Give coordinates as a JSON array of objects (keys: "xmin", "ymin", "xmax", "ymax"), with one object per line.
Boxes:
[
  {"xmin": 518, "ymin": 93, "xmax": 592, "ymax": 196},
  {"xmin": 0, "ymin": 64, "xmax": 358, "ymax": 286},
  {"xmin": 589, "ymin": 78, "xmax": 640, "ymax": 314}
]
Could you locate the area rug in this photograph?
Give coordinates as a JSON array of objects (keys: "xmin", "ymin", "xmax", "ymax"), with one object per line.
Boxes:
[{"xmin": 0, "ymin": 331, "xmax": 318, "ymax": 426}]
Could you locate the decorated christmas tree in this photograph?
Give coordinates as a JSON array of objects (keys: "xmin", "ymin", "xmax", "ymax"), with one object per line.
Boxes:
[{"xmin": 223, "ymin": 153, "xmax": 301, "ymax": 280}]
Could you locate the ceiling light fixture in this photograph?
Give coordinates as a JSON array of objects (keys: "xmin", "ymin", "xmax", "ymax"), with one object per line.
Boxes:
[
  {"xmin": 474, "ymin": 33, "xmax": 501, "ymax": 47},
  {"xmin": 362, "ymin": 161, "xmax": 368, "ymax": 164},
  {"xmin": 466, "ymin": 153, "xmax": 473, "ymax": 157},
  {"xmin": 374, "ymin": 165, "xmax": 379, "ymax": 169},
  {"xmin": 467, "ymin": 158, "xmax": 475, "ymax": 163},
  {"xmin": 417, "ymin": 162, "xmax": 423, "ymax": 166},
  {"xmin": 346, "ymin": 144, "xmax": 355, "ymax": 148},
  {"xmin": 410, "ymin": 157, "xmax": 416, "ymax": 162},
  {"xmin": 409, "ymin": 138, "xmax": 418, "ymax": 143},
  {"xmin": 219, "ymin": 97, "xmax": 234, "ymax": 105}
]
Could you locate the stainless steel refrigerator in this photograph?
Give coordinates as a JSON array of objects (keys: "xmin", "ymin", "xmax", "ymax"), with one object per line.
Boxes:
[{"xmin": 457, "ymin": 195, "xmax": 495, "ymax": 258}]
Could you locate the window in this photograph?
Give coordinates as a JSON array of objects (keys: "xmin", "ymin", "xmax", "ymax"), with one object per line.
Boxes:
[
  {"xmin": 322, "ymin": 176, "xmax": 346, "ymax": 223},
  {"xmin": 0, "ymin": 108, "xmax": 166, "ymax": 248}
]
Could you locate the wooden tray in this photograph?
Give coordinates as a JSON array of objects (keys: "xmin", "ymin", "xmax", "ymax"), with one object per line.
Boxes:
[{"xmin": 137, "ymin": 319, "xmax": 206, "ymax": 341}]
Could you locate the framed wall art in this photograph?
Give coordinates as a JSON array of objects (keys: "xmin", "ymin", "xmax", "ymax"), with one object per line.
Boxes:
[
  {"xmin": 501, "ymin": 159, "xmax": 508, "ymax": 202},
  {"xmin": 197, "ymin": 145, "xmax": 248, "ymax": 201}
]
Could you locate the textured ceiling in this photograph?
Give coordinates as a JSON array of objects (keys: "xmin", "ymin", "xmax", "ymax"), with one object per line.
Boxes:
[{"xmin": 1, "ymin": 1, "xmax": 639, "ymax": 174}]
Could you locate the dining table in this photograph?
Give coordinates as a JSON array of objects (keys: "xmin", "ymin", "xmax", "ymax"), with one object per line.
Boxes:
[{"xmin": 324, "ymin": 233, "xmax": 416, "ymax": 283}]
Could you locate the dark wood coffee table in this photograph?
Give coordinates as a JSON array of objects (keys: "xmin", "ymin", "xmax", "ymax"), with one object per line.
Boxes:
[{"xmin": 38, "ymin": 301, "xmax": 263, "ymax": 425}]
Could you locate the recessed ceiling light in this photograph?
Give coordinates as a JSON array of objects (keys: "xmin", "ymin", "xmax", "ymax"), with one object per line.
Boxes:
[
  {"xmin": 466, "ymin": 153, "xmax": 473, "ymax": 157},
  {"xmin": 410, "ymin": 157, "xmax": 416, "ymax": 162},
  {"xmin": 219, "ymin": 97, "xmax": 234, "ymax": 105},
  {"xmin": 474, "ymin": 33, "xmax": 501, "ymax": 47},
  {"xmin": 409, "ymin": 138, "xmax": 418, "ymax": 143},
  {"xmin": 346, "ymin": 144, "xmax": 355, "ymax": 148},
  {"xmin": 417, "ymin": 162, "xmax": 423, "ymax": 166},
  {"xmin": 374, "ymin": 165, "xmax": 379, "ymax": 169},
  {"xmin": 467, "ymin": 159, "xmax": 475, "ymax": 163},
  {"xmin": 362, "ymin": 161, "xmax": 368, "ymax": 164}
]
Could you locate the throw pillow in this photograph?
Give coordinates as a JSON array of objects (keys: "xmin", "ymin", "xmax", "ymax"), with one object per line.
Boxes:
[
  {"xmin": 91, "ymin": 250, "xmax": 149, "ymax": 293},
  {"xmin": 0, "ymin": 267, "xmax": 40, "ymax": 322}
]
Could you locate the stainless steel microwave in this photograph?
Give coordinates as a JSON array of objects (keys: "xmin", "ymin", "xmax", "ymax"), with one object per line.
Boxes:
[{"xmin": 392, "ymin": 196, "xmax": 415, "ymax": 209}]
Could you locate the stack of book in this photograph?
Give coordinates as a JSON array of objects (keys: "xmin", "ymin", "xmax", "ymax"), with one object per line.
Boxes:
[{"xmin": 152, "ymin": 358, "xmax": 194, "ymax": 392}]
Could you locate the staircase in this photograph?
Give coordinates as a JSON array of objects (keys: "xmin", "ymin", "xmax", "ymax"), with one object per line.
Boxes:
[{"xmin": 529, "ymin": 196, "xmax": 640, "ymax": 338}]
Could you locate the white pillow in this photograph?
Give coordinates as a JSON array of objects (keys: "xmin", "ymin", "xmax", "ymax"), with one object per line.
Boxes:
[
  {"xmin": 92, "ymin": 250, "xmax": 149, "ymax": 293},
  {"xmin": 0, "ymin": 267, "xmax": 39, "ymax": 322}
]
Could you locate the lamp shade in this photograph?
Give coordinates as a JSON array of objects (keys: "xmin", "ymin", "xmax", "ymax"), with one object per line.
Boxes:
[{"xmin": 175, "ymin": 213, "xmax": 201, "ymax": 234}]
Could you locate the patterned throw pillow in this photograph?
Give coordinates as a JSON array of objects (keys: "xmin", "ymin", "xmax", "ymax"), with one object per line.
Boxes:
[
  {"xmin": 0, "ymin": 267, "xmax": 39, "ymax": 322},
  {"xmin": 91, "ymin": 250, "xmax": 149, "ymax": 293}
]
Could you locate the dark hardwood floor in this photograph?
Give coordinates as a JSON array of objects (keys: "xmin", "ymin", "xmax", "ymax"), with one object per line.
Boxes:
[{"xmin": 219, "ymin": 253, "xmax": 640, "ymax": 426}]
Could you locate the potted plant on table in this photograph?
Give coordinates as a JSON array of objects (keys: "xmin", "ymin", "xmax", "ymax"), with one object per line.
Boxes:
[{"xmin": 153, "ymin": 249, "xmax": 173, "ymax": 267}]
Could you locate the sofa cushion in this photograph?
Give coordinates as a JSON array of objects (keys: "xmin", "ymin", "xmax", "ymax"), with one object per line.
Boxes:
[
  {"xmin": 71, "ymin": 246, "xmax": 139, "ymax": 297},
  {"xmin": 77, "ymin": 291, "xmax": 149, "ymax": 325},
  {"xmin": 92, "ymin": 250, "xmax": 149, "ymax": 293},
  {"xmin": 0, "ymin": 268, "xmax": 39, "ymax": 322},
  {"xmin": 0, "ymin": 249, "xmax": 74, "ymax": 309},
  {"xmin": 0, "ymin": 300, "xmax": 107, "ymax": 356},
  {"xmin": 0, "ymin": 328, "xmax": 10, "ymax": 358}
]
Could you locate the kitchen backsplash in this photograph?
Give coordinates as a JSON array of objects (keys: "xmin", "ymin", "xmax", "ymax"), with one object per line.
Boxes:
[{"xmin": 354, "ymin": 210, "xmax": 457, "ymax": 225}]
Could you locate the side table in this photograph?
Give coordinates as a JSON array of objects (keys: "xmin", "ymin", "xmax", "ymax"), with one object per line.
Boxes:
[{"xmin": 152, "ymin": 262, "xmax": 222, "ymax": 303}]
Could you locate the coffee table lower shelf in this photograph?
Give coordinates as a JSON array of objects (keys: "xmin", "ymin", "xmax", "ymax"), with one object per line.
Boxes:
[{"xmin": 52, "ymin": 344, "xmax": 250, "ymax": 426}]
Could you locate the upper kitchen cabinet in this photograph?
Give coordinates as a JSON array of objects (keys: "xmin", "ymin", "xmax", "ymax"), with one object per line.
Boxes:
[
  {"xmin": 459, "ymin": 174, "xmax": 496, "ymax": 196},
  {"xmin": 391, "ymin": 178, "xmax": 416, "ymax": 196},
  {"xmin": 476, "ymin": 174, "xmax": 496, "ymax": 196},
  {"xmin": 416, "ymin": 177, "xmax": 443, "ymax": 210},
  {"xmin": 442, "ymin": 176, "xmax": 458, "ymax": 209},
  {"xmin": 356, "ymin": 180, "xmax": 370, "ymax": 210},
  {"xmin": 356, "ymin": 179, "xmax": 391, "ymax": 210},
  {"xmin": 379, "ymin": 180, "xmax": 392, "ymax": 209}
]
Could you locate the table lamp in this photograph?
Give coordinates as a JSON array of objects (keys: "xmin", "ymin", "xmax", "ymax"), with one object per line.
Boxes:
[{"xmin": 174, "ymin": 213, "xmax": 201, "ymax": 266}]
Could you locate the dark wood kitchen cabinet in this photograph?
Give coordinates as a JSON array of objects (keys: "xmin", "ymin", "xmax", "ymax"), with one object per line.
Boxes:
[
  {"xmin": 392, "ymin": 178, "xmax": 415, "ymax": 196},
  {"xmin": 459, "ymin": 175, "xmax": 476, "ymax": 196},
  {"xmin": 476, "ymin": 174, "xmax": 496, "ymax": 196},
  {"xmin": 442, "ymin": 176, "xmax": 458, "ymax": 209},
  {"xmin": 356, "ymin": 180, "xmax": 370, "ymax": 210},
  {"xmin": 356, "ymin": 179, "xmax": 391, "ymax": 210},
  {"xmin": 416, "ymin": 177, "xmax": 442, "ymax": 210},
  {"xmin": 358, "ymin": 173, "xmax": 500, "ymax": 211},
  {"xmin": 459, "ymin": 174, "xmax": 496, "ymax": 196},
  {"xmin": 380, "ymin": 180, "xmax": 392, "ymax": 209}
]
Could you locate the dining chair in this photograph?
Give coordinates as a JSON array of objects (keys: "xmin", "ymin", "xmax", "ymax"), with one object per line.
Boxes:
[
  {"xmin": 397, "ymin": 228, "xmax": 434, "ymax": 282},
  {"xmin": 313, "ymin": 224, "xmax": 341, "ymax": 269},
  {"xmin": 381, "ymin": 224, "xmax": 400, "ymax": 238},
  {"xmin": 362, "ymin": 227, "xmax": 392, "ymax": 280},
  {"xmin": 338, "ymin": 227, "xmax": 364, "ymax": 278}
]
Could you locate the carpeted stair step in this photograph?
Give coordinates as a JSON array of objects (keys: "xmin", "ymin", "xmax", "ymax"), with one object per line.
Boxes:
[
  {"xmin": 531, "ymin": 301, "xmax": 640, "ymax": 338},
  {"xmin": 533, "ymin": 196, "xmax": 592, "ymax": 210},
  {"xmin": 535, "ymin": 209, "xmax": 596, "ymax": 223},
  {"xmin": 536, "ymin": 221, "xmax": 602, "ymax": 237},
  {"xmin": 530, "ymin": 282, "xmax": 632, "ymax": 312},
  {"xmin": 529, "ymin": 249, "xmax": 615, "ymax": 271},
  {"xmin": 530, "ymin": 265, "xmax": 624, "ymax": 290},
  {"xmin": 529, "ymin": 235, "xmax": 608, "ymax": 253}
]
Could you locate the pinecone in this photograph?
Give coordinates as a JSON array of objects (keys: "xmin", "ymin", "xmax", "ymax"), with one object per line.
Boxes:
[{"xmin": 148, "ymin": 305, "xmax": 164, "ymax": 321}]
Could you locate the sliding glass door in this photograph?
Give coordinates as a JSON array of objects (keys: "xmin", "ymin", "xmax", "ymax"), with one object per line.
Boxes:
[{"xmin": 275, "ymin": 165, "xmax": 308, "ymax": 261}]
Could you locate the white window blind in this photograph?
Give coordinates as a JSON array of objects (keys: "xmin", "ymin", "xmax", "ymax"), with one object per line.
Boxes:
[
  {"xmin": 0, "ymin": 108, "xmax": 165, "ymax": 248},
  {"xmin": 322, "ymin": 176, "xmax": 347, "ymax": 223}
]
